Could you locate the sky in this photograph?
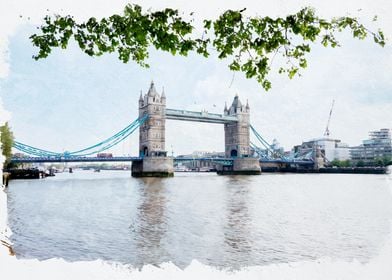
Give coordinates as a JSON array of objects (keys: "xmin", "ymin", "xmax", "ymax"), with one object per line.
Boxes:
[{"xmin": 0, "ymin": 0, "xmax": 391, "ymax": 156}]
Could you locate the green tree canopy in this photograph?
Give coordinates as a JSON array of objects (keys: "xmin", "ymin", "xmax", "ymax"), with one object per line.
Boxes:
[
  {"xmin": 330, "ymin": 159, "xmax": 351, "ymax": 167},
  {"xmin": 0, "ymin": 122, "xmax": 14, "ymax": 166},
  {"xmin": 30, "ymin": 4, "xmax": 385, "ymax": 90}
]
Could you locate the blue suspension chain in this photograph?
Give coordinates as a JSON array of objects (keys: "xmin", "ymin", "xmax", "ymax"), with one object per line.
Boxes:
[{"xmin": 13, "ymin": 115, "xmax": 149, "ymax": 157}]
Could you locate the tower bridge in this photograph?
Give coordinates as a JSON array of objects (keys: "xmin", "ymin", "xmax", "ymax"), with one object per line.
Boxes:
[
  {"xmin": 11, "ymin": 81, "xmax": 317, "ymax": 176},
  {"xmin": 132, "ymin": 82, "xmax": 261, "ymax": 176}
]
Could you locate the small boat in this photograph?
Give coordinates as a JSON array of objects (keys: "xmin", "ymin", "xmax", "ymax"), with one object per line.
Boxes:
[{"xmin": 94, "ymin": 169, "xmax": 101, "ymax": 172}]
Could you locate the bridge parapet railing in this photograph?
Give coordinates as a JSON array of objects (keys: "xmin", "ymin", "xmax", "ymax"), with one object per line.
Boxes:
[
  {"xmin": 174, "ymin": 157, "xmax": 234, "ymax": 166},
  {"xmin": 166, "ymin": 108, "xmax": 237, "ymax": 123}
]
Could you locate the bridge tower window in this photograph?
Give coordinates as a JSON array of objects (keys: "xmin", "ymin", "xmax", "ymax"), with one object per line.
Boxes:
[{"xmin": 142, "ymin": 147, "xmax": 148, "ymax": 157}]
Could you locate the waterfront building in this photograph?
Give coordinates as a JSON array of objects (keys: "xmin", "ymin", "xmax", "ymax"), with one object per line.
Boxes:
[
  {"xmin": 190, "ymin": 151, "xmax": 225, "ymax": 158},
  {"xmin": 350, "ymin": 128, "xmax": 392, "ymax": 164},
  {"xmin": 293, "ymin": 137, "xmax": 350, "ymax": 162}
]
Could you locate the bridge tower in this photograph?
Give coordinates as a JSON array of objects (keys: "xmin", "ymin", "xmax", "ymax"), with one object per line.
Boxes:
[
  {"xmin": 220, "ymin": 95, "xmax": 261, "ymax": 175},
  {"xmin": 138, "ymin": 81, "xmax": 166, "ymax": 157},
  {"xmin": 224, "ymin": 94, "xmax": 250, "ymax": 157},
  {"xmin": 132, "ymin": 81, "xmax": 173, "ymax": 177}
]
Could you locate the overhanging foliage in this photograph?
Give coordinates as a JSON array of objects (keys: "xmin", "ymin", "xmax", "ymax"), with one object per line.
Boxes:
[{"xmin": 30, "ymin": 5, "xmax": 385, "ymax": 90}]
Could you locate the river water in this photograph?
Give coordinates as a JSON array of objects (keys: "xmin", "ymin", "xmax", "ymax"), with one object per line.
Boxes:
[{"xmin": 6, "ymin": 170, "xmax": 392, "ymax": 269}]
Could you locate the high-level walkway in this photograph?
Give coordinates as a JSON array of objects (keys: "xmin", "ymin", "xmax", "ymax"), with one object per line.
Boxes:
[{"xmin": 166, "ymin": 109, "xmax": 237, "ymax": 124}]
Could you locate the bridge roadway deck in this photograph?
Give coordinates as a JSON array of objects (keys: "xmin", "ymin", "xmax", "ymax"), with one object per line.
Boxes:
[
  {"xmin": 165, "ymin": 108, "xmax": 237, "ymax": 124},
  {"xmin": 11, "ymin": 156, "xmax": 313, "ymax": 166},
  {"xmin": 11, "ymin": 156, "xmax": 143, "ymax": 163},
  {"xmin": 11, "ymin": 156, "xmax": 234, "ymax": 164}
]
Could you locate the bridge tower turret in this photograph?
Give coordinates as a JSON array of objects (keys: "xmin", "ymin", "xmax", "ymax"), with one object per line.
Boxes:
[
  {"xmin": 224, "ymin": 94, "xmax": 251, "ymax": 158},
  {"xmin": 138, "ymin": 81, "xmax": 167, "ymax": 157}
]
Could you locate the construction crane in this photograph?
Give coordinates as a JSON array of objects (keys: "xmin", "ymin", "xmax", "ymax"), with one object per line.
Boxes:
[{"xmin": 324, "ymin": 99, "xmax": 335, "ymax": 137}]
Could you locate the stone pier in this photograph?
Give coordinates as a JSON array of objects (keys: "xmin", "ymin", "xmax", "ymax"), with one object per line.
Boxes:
[
  {"xmin": 131, "ymin": 157, "xmax": 174, "ymax": 177},
  {"xmin": 217, "ymin": 158, "xmax": 261, "ymax": 175}
]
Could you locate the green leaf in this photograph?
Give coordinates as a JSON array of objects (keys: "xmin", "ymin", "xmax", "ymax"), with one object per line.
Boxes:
[
  {"xmin": 288, "ymin": 67, "xmax": 298, "ymax": 79},
  {"xmin": 204, "ymin": 20, "xmax": 212, "ymax": 29},
  {"xmin": 299, "ymin": 58, "xmax": 307, "ymax": 68},
  {"xmin": 229, "ymin": 60, "xmax": 241, "ymax": 71}
]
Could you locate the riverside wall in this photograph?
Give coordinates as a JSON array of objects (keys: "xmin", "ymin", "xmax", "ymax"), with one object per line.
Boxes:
[{"xmin": 217, "ymin": 158, "xmax": 261, "ymax": 175}]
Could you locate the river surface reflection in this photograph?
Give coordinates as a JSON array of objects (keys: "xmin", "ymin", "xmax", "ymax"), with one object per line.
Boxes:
[{"xmin": 6, "ymin": 171, "xmax": 392, "ymax": 269}]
